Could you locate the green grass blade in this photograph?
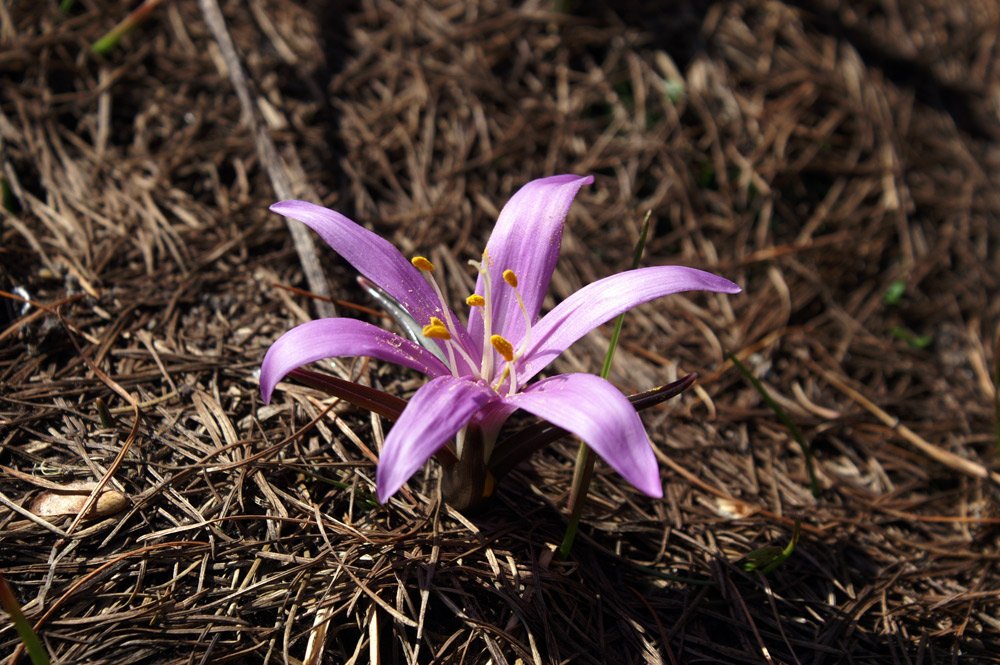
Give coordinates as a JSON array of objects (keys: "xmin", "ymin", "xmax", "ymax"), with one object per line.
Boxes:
[
  {"xmin": 599, "ymin": 212, "xmax": 651, "ymax": 380},
  {"xmin": 559, "ymin": 212, "xmax": 652, "ymax": 560},
  {"xmin": 0, "ymin": 573, "xmax": 50, "ymax": 665},
  {"xmin": 742, "ymin": 520, "xmax": 801, "ymax": 575},
  {"xmin": 91, "ymin": 0, "xmax": 165, "ymax": 56}
]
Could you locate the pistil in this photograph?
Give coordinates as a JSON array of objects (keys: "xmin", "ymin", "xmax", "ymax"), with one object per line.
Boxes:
[{"xmin": 468, "ymin": 255, "xmax": 495, "ymax": 381}]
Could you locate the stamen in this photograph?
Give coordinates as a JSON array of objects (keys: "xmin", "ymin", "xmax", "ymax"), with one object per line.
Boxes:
[
  {"xmin": 466, "ymin": 294, "xmax": 485, "ymax": 307},
  {"xmin": 422, "ymin": 317, "xmax": 457, "ymax": 376},
  {"xmin": 411, "ymin": 256, "xmax": 435, "ymax": 272},
  {"xmin": 413, "ymin": 255, "xmax": 480, "ymax": 379},
  {"xmin": 490, "ymin": 334, "xmax": 519, "ymax": 395},
  {"xmin": 502, "ymin": 268, "xmax": 533, "ymax": 360},
  {"xmin": 421, "ymin": 318, "xmax": 451, "ymax": 340},
  {"xmin": 490, "ymin": 335, "xmax": 514, "ymax": 362}
]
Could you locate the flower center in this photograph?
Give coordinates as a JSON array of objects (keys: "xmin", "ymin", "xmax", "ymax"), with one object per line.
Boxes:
[
  {"xmin": 467, "ymin": 257, "xmax": 533, "ymax": 395},
  {"xmin": 411, "ymin": 252, "xmax": 533, "ymax": 396}
]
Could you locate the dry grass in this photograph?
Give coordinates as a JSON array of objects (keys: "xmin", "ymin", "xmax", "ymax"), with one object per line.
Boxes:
[{"xmin": 2, "ymin": 0, "xmax": 999, "ymax": 663}]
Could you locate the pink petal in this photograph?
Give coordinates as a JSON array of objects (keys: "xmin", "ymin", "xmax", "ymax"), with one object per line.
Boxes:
[
  {"xmin": 270, "ymin": 200, "xmax": 477, "ymax": 359},
  {"xmin": 377, "ymin": 377, "xmax": 497, "ymax": 502},
  {"xmin": 467, "ymin": 175, "xmax": 594, "ymax": 353},
  {"xmin": 508, "ymin": 373, "xmax": 663, "ymax": 497},
  {"xmin": 519, "ymin": 266, "xmax": 741, "ymax": 383},
  {"xmin": 260, "ymin": 318, "xmax": 450, "ymax": 403}
]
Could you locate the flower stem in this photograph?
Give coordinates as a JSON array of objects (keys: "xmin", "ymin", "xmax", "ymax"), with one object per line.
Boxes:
[
  {"xmin": 558, "ymin": 212, "xmax": 651, "ymax": 560},
  {"xmin": 557, "ymin": 439, "xmax": 596, "ymax": 559}
]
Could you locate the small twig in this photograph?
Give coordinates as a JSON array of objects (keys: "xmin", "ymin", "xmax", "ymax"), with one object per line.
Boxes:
[
  {"xmin": 271, "ymin": 283, "xmax": 387, "ymax": 318},
  {"xmin": 994, "ymin": 327, "xmax": 1000, "ymax": 453},
  {"xmin": 108, "ymin": 390, "xmax": 179, "ymax": 414},
  {"xmin": 54, "ymin": 308, "xmax": 141, "ymax": 536},
  {"xmin": 0, "ymin": 292, "xmax": 86, "ymax": 344},
  {"xmin": 725, "ymin": 575, "xmax": 775, "ymax": 665}
]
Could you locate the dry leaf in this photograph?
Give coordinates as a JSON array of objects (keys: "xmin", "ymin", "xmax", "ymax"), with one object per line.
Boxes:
[{"xmin": 28, "ymin": 481, "xmax": 129, "ymax": 519}]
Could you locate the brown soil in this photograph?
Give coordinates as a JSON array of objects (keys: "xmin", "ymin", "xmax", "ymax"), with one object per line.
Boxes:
[{"xmin": 2, "ymin": 1, "xmax": 999, "ymax": 663}]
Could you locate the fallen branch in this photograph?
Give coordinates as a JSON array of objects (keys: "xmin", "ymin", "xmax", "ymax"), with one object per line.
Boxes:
[{"xmin": 197, "ymin": 0, "xmax": 334, "ymax": 318}]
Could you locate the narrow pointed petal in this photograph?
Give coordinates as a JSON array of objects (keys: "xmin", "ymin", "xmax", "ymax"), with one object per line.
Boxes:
[
  {"xmin": 270, "ymin": 201, "xmax": 476, "ymax": 357},
  {"xmin": 260, "ymin": 318, "xmax": 450, "ymax": 403},
  {"xmin": 518, "ymin": 266, "xmax": 741, "ymax": 383},
  {"xmin": 506, "ymin": 374, "xmax": 663, "ymax": 497},
  {"xmin": 377, "ymin": 377, "xmax": 497, "ymax": 502},
  {"xmin": 467, "ymin": 175, "xmax": 594, "ymax": 349}
]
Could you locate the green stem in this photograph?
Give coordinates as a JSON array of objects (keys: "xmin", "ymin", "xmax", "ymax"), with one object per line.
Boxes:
[
  {"xmin": 91, "ymin": 0, "xmax": 166, "ymax": 55},
  {"xmin": 558, "ymin": 212, "xmax": 651, "ymax": 560},
  {"xmin": 558, "ymin": 443, "xmax": 596, "ymax": 559}
]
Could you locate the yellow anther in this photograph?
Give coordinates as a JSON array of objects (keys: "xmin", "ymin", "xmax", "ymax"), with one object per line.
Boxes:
[
  {"xmin": 422, "ymin": 323, "xmax": 451, "ymax": 340},
  {"xmin": 490, "ymin": 335, "xmax": 514, "ymax": 362},
  {"xmin": 466, "ymin": 294, "xmax": 486, "ymax": 307},
  {"xmin": 422, "ymin": 317, "xmax": 451, "ymax": 339},
  {"xmin": 503, "ymin": 269, "xmax": 518, "ymax": 288},
  {"xmin": 411, "ymin": 256, "xmax": 435, "ymax": 272}
]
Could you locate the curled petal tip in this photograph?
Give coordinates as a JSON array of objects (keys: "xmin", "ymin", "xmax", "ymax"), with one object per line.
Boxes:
[{"xmin": 269, "ymin": 200, "xmax": 304, "ymax": 214}]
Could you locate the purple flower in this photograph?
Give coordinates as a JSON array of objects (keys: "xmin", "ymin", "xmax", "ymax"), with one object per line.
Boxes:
[{"xmin": 260, "ymin": 175, "xmax": 741, "ymax": 503}]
